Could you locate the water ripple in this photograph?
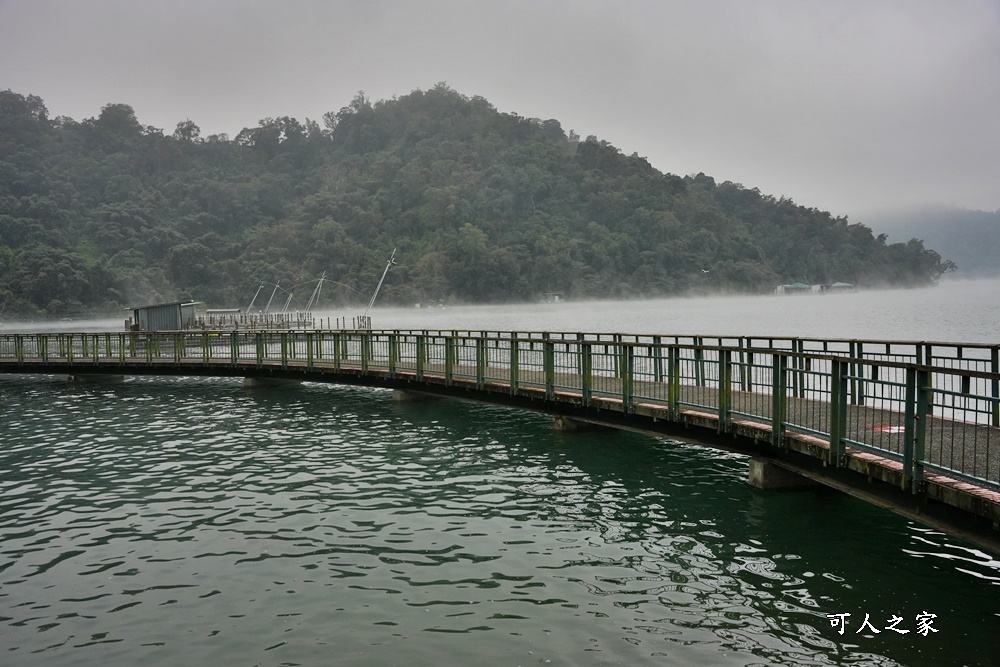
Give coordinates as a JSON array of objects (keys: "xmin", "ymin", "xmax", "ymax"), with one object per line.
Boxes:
[{"xmin": 1, "ymin": 375, "xmax": 997, "ymax": 666}]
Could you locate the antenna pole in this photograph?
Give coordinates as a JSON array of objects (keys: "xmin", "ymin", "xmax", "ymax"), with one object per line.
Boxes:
[
  {"xmin": 363, "ymin": 249, "xmax": 396, "ymax": 319},
  {"xmin": 264, "ymin": 282, "xmax": 280, "ymax": 315},
  {"xmin": 247, "ymin": 284, "xmax": 264, "ymax": 313},
  {"xmin": 305, "ymin": 272, "xmax": 326, "ymax": 312}
]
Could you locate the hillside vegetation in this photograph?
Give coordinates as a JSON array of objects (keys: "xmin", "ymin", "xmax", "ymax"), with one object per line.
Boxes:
[{"xmin": 0, "ymin": 85, "xmax": 955, "ymax": 317}]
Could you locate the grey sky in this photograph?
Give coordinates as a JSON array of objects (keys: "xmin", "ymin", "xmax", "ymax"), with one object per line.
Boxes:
[{"xmin": 2, "ymin": 0, "xmax": 998, "ymax": 220}]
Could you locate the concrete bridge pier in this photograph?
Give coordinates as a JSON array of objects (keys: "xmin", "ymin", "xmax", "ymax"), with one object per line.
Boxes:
[
  {"xmin": 68, "ymin": 374, "xmax": 124, "ymax": 384},
  {"xmin": 552, "ymin": 415, "xmax": 607, "ymax": 432},
  {"xmin": 748, "ymin": 457, "xmax": 819, "ymax": 491}
]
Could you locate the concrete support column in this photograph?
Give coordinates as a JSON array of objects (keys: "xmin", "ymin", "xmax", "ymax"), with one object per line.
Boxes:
[
  {"xmin": 552, "ymin": 415, "xmax": 605, "ymax": 432},
  {"xmin": 748, "ymin": 457, "xmax": 818, "ymax": 490},
  {"xmin": 68, "ymin": 374, "xmax": 124, "ymax": 384}
]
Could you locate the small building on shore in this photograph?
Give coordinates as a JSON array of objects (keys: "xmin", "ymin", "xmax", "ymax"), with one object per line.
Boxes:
[
  {"xmin": 775, "ymin": 282, "xmax": 856, "ymax": 295},
  {"xmin": 774, "ymin": 282, "xmax": 811, "ymax": 295},
  {"xmin": 128, "ymin": 301, "xmax": 200, "ymax": 331},
  {"xmin": 127, "ymin": 301, "xmax": 321, "ymax": 331}
]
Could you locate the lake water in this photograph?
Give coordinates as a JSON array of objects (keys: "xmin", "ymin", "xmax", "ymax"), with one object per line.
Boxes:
[{"xmin": 2, "ymin": 280, "xmax": 999, "ymax": 666}]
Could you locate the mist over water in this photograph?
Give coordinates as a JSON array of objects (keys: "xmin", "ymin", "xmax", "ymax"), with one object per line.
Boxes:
[
  {"xmin": 359, "ymin": 277, "xmax": 1000, "ymax": 343},
  {"xmin": 3, "ymin": 278, "xmax": 998, "ymax": 343},
  {"xmin": 2, "ymin": 280, "xmax": 999, "ymax": 666}
]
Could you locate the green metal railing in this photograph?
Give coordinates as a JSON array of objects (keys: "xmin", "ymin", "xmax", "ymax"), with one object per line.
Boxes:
[{"xmin": 1, "ymin": 329, "xmax": 998, "ymax": 495}]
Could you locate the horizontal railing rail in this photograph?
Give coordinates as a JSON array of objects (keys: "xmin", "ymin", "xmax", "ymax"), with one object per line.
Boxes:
[{"xmin": 1, "ymin": 330, "xmax": 998, "ymax": 496}]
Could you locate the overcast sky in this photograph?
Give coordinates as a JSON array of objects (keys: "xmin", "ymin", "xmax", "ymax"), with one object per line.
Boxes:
[{"xmin": 1, "ymin": 0, "xmax": 998, "ymax": 220}]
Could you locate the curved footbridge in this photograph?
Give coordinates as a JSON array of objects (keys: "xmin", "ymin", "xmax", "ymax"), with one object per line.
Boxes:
[{"xmin": 2, "ymin": 329, "xmax": 999, "ymax": 552}]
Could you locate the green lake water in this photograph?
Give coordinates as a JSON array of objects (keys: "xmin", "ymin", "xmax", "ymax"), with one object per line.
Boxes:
[{"xmin": 2, "ymin": 284, "xmax": 1000, "ymax": 665}]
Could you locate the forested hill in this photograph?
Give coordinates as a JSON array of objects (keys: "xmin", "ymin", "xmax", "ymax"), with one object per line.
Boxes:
[{"xmin": 0, "ymin": 85, "xmax": 954, "ymax": 317}]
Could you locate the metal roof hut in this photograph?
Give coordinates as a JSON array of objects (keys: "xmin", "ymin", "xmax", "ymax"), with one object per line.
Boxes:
[
  {"xmin": 775, "ymin": 282, "xmax": 812, "ymax": 295},
  {"xmin": 130, "ymin": 302, "xmax": 199, "ymax": 331}
]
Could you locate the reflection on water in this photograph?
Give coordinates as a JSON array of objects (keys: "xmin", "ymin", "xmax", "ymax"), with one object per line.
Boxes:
[{"xmin": 1, "ymin": 375, "xmax": 998, "ymax": 667}]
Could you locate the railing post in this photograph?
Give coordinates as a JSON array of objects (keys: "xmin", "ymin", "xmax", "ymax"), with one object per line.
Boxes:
[
  {"xmin": 903, "ymin": 366, "xmax": 917, "ymax": 486},
  {"xmin": 857, "ymin": 341, "xmax": 868, "ymax": 406},
  {"xmin": 652, "ymin": 336, "xmax": 664, "ymax": 384},
  {"xmin": 739, "ymin": 339, "xmax": 749, "ymax": 392},
  {"xmin": 913, "ymin": 367, "xmax": 930, "ymax": 493},
  {"xmin": 389, "ymin": 333, "xmax": 398, "ymax": 377},
  {"xmin": 694, "ymin": 337, "xmax": 704, "ymax": 386},
  {"xmin": 544, "ymin": 339, "xmax": 555, "ymax": 401},
  {"xmin": 15, "ymin": 335, "xmax": 24, "ymax": 363},
  {"xmin": 280, "ymin": 332, "xmax": 288, "ymax": 368},
  {"xmin": 576, "ymin": 333, "xmax": 585, "ymax": 377},
  {"xmin": 846, "ymin": 340, "xmax": 856, "ymax": 404},
  {"xmin": 305, "ymin": 332, "xmax": 314, "ymax": 369},
  {"xmin": 361, "ymin": 332, "xmax": 370, "ymax": 373},
  {"xmin": 668, "ymin": 346, "xmax": 680, "ymax": 419},
  {"xmin": 445, "ymin": 335, "xmax": 454, "ymax": 386},
  {"xmin": 829, "ymin": 359, "xmax": 848, "ymax": 465},
  {"xmin": 330, "ymin": 332, "xmax": 340, "ymax": 371},
  {"xmin": 581, "ymin": 342, "xmax": 592, "ymax": 406},
  {"xmin": 991, "ymin": 347, "xmax": 999, "ymax": 427},
  {"xmin": 921, "ymin": 344, "xmax": 934, "ymax": 414},
  {"xmin": 621, "ymin": 344, "xmax": 633, "ymax": 412},
  {"xmin": 791, "ymin": 339, "xmax": 802, "ymax": 399},
  {"xmin": 475, "ymin": 336, "xmax": 485, "ymax": 389},
  {"xmin": 66, "ymin": 334, "xmax": 74, "ymax": 363},
  {"xmin": 416, "ymin": 335, "xmax": 424, "ymax": 380},
  {"xmin": 255, "ymin": 333, "xmax": 263, "ymax": 367},
  {"xmin": 718, "ymin": 349, "xmax": 731, "ymax": 432},
  {"xmin": 613, "ymin": 333, "xmax": 621, "ymax": 378},
  {"xmin": 509, "ymin": 337, "xmax": 519, "ymax": 394},
  {"xmin": 771, "ymin": 355, "xmax": 787, "ymax": 448}
]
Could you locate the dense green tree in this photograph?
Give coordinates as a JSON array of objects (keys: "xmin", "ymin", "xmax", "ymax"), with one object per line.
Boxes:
[{"xmin": 0, "ymin": 86, "xmax": 956, "ymax": 317}]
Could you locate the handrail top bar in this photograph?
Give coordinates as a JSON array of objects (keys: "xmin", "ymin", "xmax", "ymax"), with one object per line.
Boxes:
[
  {"xmin": 2, "ymin": 328, "xmax": 998, "ymax": 350},
  {"xmin": 4, "ymin": 330, "xmax": 1000, "ymax": 378}
]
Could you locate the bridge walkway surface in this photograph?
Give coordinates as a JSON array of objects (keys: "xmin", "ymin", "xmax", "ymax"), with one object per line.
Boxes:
[{"xmin": 1, "ymin": 329, "xmax": 998, "ymax": 551}]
